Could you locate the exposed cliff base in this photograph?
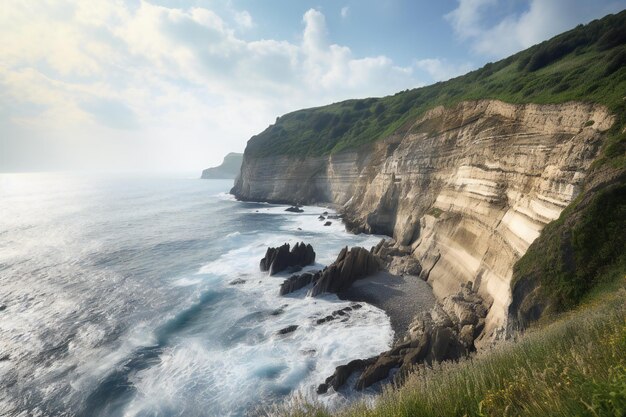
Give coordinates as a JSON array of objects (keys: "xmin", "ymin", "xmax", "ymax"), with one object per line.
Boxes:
[{"xmin": 233, "ymin": 100, "xmax": 614, "ymax": 344}]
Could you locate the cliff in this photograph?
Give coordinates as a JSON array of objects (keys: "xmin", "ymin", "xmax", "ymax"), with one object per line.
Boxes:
[
  {"xmin": 232, "ymin": 11, "xmax": 626, "ymax": 344},
  {"xmin": 233, "ymin": 100, "xmax": 614, "ymax": 342},
  {"xmin": 201, "ymin": 152, "xmax": 243, "ymax": 179}
]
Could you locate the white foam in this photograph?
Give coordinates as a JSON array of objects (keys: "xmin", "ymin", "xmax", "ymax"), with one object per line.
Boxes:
[{"xmin": 214, "ymin": 192, "xmax": 237, "ymax": 201}]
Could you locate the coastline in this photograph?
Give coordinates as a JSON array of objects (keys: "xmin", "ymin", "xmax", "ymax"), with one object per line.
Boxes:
[{"xmin": 233, "ymin": 193, "xmax": 433, "ymax": 341}]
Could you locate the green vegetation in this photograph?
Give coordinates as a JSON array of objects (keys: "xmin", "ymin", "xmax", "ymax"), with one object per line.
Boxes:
[
  {"xmin": 269, "ymin": 287, "xmax": 626, "ymax": 417},
  {"xmin": 246, "ymin": 10, "xmax": 626, "ymax": 158},
  {"xmin": 426, "ymin": 207, "xmax": 443, "ymax": 218},
  {"xmin": 513, "ymin": 180, "xmax": 626, "ymax": 313}
]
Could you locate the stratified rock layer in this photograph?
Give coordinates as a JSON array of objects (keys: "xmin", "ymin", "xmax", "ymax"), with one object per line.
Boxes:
[{"xmin": 234, "ymin": 100, "xmax": 614, "ymax": 342}]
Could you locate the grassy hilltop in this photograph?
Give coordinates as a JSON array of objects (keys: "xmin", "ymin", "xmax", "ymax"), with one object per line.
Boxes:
[
  {"xmin": 247, "ymin": 10, "xmax": 626, "ymax": 160},
  {"xmin": 253, "ymin": 10, "xmax": 626, "ymax": 417}
]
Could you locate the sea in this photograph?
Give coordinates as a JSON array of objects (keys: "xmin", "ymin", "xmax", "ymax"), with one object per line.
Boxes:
[{"xmin": 0, "ymin": 173, "xmax": 393, "ymax": 417}]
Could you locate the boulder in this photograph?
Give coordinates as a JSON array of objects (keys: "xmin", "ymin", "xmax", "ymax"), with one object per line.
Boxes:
[
  {"xmin": 317, "ymin": 357, "xmax": 376, "ymax": 394},
  {"xmin": 356, "ymin": 355, "xmax": 402, "ymax": 390},
  {"xmin": 308, "ymin": 247, "xmax": 381, "ymax": 296},
  {"xmin": 430, "ymin": 327, "xmax": 462, "ymax": 362},
  {"xmin": 323, "ymin": 221, "xmax": 332, "ymax": 226},
  {"xmin": 260, "ymin": 242, "xmax": 316, "ymax": 275},
  {"xmin": 229, "ymin": 279, "xmax": 246, "ymax": 285},
  {"xmin": 318, "ymin": 215, "xmax": 326, "ymax": 221}
]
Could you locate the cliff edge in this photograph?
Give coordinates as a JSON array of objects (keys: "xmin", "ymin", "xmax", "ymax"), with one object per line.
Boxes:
[{"xmin": 232, "ymin": 99, "xmax": 614, "ymax": 344}]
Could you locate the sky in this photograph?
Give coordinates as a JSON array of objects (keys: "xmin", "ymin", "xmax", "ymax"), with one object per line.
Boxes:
[{"xmin": 1, "ymin": 0, "xmax": 625, "ymax": 173}]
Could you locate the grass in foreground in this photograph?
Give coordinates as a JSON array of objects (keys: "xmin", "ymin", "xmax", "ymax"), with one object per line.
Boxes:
[{"xmin": 268, "ymin": 284, "xmax": 626, "ymax": 417}]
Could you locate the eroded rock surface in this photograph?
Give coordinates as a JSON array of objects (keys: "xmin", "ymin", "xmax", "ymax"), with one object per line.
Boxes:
[
  {"xmin": 277, "ymin": 246, "xmax": 381, "ymax": 297},
  {"xmin": 319, "ymin": 282, "xmax": 489, "ymax": 392},
  {"xmin": 308, "ymin": 246, "xmax": 380, "ymax": 296},
  {"xmin": 279, "ymin": 271, "xmax": 320, "ymax": 296},
  {"xmin": 259, "ymin": 242, "xmax": 315, "ymax": 275}
]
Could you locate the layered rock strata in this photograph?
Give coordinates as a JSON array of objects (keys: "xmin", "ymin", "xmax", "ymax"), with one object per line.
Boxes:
[{"xmin": 235, "ymin": 100, "xmax": 614, "ymax": 341}]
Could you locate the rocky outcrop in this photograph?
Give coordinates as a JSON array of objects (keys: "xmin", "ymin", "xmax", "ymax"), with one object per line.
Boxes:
[
  {"xmin": 319, "ymin": 282, "xmax": 488, "ymax": 392},
  {"xmin": 308, "ymin": 246, "xmax": 380, "ymax": 297},
  {"xmin": 372, "ymin": 239, "xmax": 422, "ymax": 276},
  {"xmin": 260, "ymin": 242, "xmax": 315, "ymax": 275},
  {"xmin": 315, "ymin": 304, "xmax": 362, "ymax": 325},
  {"xmin": 279, "ymin": 271, "xmax": 320, "ymax": 296},
  {"xmin": 277, "ymin": 247, "xmax": 381, "ymax": 296},
  {"xmin": 234, "ymin": 100, "xmax": 614, "ymax": 343}
]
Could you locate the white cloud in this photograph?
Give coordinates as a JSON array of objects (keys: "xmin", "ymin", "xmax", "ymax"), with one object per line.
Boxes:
[
  {"xmin": 446, "ymin": 0, "xmax": 626, "ymax": 58},
  {"xmin": 0, "ymin": 1, "xmax": 456, "ymax": 172},
  {"xmin": 234, "ymin": 10, "xmax": 254, "ymax": 29},
  {"xmin": 414, "ymin": 58, "xmax": 474, "ymax": 82},
  {"xmin": 341, "ymin": 6, "xmax": 350, "ymax": 18}
]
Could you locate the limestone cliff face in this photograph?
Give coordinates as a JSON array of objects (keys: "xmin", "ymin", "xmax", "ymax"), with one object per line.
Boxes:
[{"xmin": 232, "ymin": 100, "xmax": 614, "ymax": 343}]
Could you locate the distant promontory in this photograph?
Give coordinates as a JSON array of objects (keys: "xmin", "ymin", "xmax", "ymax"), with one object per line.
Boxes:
[{"xmin": 201, "ymin": 152, "xmax": 243, "ymax": 179}]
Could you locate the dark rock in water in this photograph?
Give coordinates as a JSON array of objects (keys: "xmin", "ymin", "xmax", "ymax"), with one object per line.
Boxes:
[
  {"xmin": 271, "ymin": 304, "xmax": 288, "ymax": 316},
  {"xmin": 279, "ymin": 271, "xmax": 320, "ymax": 296},
  {"xmin": 285, "ymin": 206, "xmax": 304, "ymax": 213},
  {"xmin": 356, "ymin": 355, "xmax": 401, "ymax": 390},
  {"xmin": 308, "ymin": 246, "xmax": 380, "ymax": 297},
  {"xmin": 318, "ymin": 215, "xmax": 326, "ymax": 221},
  {"xmin": 229, "ymin": 279, "xmax": 246, "ymax": 285},
  {"xmin": 323, "ymin": 221, "xmax": 332, "ymax": 226},
  {"xmin": 317, "ymin": 357, "xmax": 376, "ymax": 394},
  {"xmin": 0, "ymin": 304, "xmax": 6, "ymax": 312},
  {"xmin": 323, "ymin": 211, "xmax": 329, "ymax": 215},
  {"xmin": 297, "ymin": 227, "xmax": 302, "ymax": 231},
  {"xmin": 260, "ymin": 242, "xmax": 316, "ymax": 275},
  {"xmin": 0, "ymin": 354, "xmax": 9, "ymax": 362},
  {"xmin": 327, "ymin": 214, "xmax": 342, "ymax": 219},
  {"xmin": 316, "ymin": 315, "xmax": 335, "ymax": 325},
  {"xmin": 316, "ymin": 304, "xmax": 362, "ymax": 325},
  {"xmin": 277, "ymin": 325, "xmax": 298, "ymax": 335}
]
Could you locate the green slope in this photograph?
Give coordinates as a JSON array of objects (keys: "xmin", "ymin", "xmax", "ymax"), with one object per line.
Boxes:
[{"xmin": 246, "ymin": 10, "xmax": 626, "ymax": 160}]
